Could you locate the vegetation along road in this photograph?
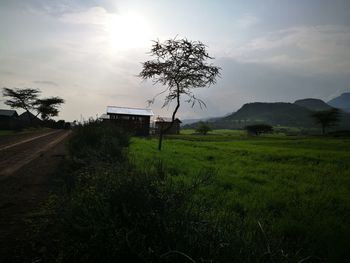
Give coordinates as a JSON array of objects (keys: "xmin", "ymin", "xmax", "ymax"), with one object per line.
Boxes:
[{"xmin": 0, "ymin": 129, "xmax": 70, "ymax": 262}]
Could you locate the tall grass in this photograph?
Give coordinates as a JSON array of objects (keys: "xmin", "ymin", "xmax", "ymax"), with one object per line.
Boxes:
[
  {"xmin": 130, "ymin": 134, "xmax": 350, "ymax": 262},
  {"xmin": 37, "ymin": 123, "xmax": 350, "ymax": 262},
  {"xmin": 43, "ymin": 122, "xmax": 279, "ymax": 262}
]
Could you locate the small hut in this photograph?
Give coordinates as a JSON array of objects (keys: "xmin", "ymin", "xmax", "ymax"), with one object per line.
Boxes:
[
  {"xmin": 155, "ymin": 117, "xmax": 182, "ymax": 135},
  {"xmin": 18, "ymin": 111, "xmax": 42, "ymax": 125}
]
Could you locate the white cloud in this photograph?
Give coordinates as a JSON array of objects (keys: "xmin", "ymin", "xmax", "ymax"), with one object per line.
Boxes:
[
  {"xmin": 59, "ymin": 6, "xmax": 109, "ymax": 25},
  {"xmin": 229, "ymin": 25, "xmax": 350, "ymax": 75},
  {"xmin": 237, "ymin": 13, "xmax": 259, "ymax": 28}
]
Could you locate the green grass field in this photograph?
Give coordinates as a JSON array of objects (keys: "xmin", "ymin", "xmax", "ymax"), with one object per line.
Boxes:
[{"xmin": 130, "ymin": 130, "xmax": 350, "ymax": 260}]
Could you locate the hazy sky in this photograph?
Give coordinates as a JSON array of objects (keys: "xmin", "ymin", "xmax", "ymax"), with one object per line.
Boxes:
[{"xmin": 1, "ymin": 0, "xmax": 350, "ymax": 121}]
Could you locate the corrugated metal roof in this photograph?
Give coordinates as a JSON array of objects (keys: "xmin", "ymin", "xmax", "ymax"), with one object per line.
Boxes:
[
  {"xmin": 107, "ymin": 106, "xmax": 154, "ymax": 116},
  {"xmin": 0, "ymin": 109, "xmax": 17, "ymax": 117}
]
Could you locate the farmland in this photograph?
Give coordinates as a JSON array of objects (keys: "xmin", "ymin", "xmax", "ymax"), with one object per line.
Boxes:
[{"xmin": 130, "ymin": 130, "xmax": 350, "ymax": 261}]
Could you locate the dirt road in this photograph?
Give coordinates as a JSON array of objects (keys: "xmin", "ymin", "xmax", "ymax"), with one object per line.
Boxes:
[{"xmin": 0, "ymin": 130, "xmax": 71, "ymax": 262}]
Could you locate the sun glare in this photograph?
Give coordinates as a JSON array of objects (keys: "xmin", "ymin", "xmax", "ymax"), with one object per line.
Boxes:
[{"xmin": 105, "ymin": 13, "xmax": 153, "ymax": 52}]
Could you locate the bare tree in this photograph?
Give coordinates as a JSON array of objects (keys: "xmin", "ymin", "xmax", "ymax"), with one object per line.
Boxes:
[
  {"xmin": 311, "ymin": 108, "xmax": 340, "ymax": 135},
  {"xmin": 2, "ymin": 87, "xmax": 40, "ymax": 123},
  {"xmin": 139, "ymin": 38, "xmax": 221, "ymax": 150}
]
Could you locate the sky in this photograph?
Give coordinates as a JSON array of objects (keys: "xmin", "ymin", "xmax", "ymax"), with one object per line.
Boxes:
[{"xmin": 1, "ymin": 0, "xmax": 350, "ymax": 121}]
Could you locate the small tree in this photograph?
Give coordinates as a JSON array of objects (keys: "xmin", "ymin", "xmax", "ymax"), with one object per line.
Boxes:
[
  {"xmin": 140, "ymin": 37, "xmax": 221, "ymax": 150},
  {"xmin": 35, "ymin": 97, "xmax": 65, "ymax": 120},
  {"xmin": 245, "ymin": 124, "xmax": 273, "ymax": 136},
  {"xmin": 196, "ymin": 121, "xmax": 212, "ymax": 135},
  {"xmin": 2, "ymin": 87, "xmax": 40, "ymax": 123},
  {"xmin": 312, "ymin": 108, "xmax": 340, "ymax": 135}
]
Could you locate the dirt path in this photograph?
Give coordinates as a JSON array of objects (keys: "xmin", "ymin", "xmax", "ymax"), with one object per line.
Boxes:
[
  {"xmin": 0, "ymin": 130, "xmax": 71, "ymax": 262},
  {"xmin": 0, "ymin": 130, "xmax": 70, "ymax": 178},
  {"xmin": 0, "ymin": 129, "xmax": 58, "ymax": 148},
  {"xmin": 0, "ymin": 130, "xmax": 60, "ymax": 151}
]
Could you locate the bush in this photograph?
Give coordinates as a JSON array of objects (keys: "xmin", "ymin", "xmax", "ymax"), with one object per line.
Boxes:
[
  {"xmin": 245, "ymin": 124, "xmax": 273, "ymax": 136},
  {"xmin": 68, "ymin": 121, "xmax": 130, "ymax": 163},
  {"xmin": 56, "ymin": 164, "xmax": 222, "ymax": 262},
  {"xmin": 195, "ymin": 121, "xmax": 212, "ymax": 135}
]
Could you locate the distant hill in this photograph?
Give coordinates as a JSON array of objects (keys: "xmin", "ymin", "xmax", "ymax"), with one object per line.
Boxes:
[
  {"xmin": 223, "ymin": 102, "xmax": 314, "ymax": 127},
  {"xmin": 181, "ymin": 113, "xmax": 231, "ymax": 126},
  {"xmin": 185, "ymin": 99, "xmax": 350, "ymax": 130},
  {"xmin": 294, "ymin": 98, "xmax": 332, "ymax": 111},
  {"xmin": 328, "ymin": 92, "xmax": 350, "ymax": 113},
  {"xmin": 180, "ymin": 118, "xmax": 202, "ymax": 126}
]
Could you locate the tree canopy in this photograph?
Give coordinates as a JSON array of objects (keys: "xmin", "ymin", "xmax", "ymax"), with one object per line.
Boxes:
[
  {"xmin": 139, "ymin": 37, "xmax": 221, "ymax": 150},
  {"xmin": 196, "ymin": 121, "xmax": 212, "ymax": 135},
  {"xmin": 2, "ymin": 87, "xmax": 40, "ymax": 113},
  {"xmin": 35, "ymin": 97, "xmax": 65, "ymax": 120},
  {"xmin": 245, "ymin": 124, "xmax": 273, "ymax": 136},
  {"xmin": 311, "ymin": 108, "xmax": 340, "ymax": 135},
  {"xmin": 2, "ymin": 87, "xmax": 65, "ymax": 123}
]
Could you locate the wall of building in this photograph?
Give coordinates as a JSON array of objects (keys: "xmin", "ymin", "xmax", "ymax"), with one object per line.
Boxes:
[{"xmin": 107, "ymin": 113, "xmax": 151, "ymax": 136}]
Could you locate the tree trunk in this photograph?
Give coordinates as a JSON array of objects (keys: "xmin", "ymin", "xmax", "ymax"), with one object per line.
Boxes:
[{"xmin": 157, "ymin": 85, "xmax": 180, "ymax": 151}]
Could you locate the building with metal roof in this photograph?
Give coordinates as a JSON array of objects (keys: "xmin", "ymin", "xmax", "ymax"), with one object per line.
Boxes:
[
  {"xmin": 107, "ymin": 106, "xmax": 154, "ymax": 116},
  {"xmin": 104, "ymin": 106, "xmax": 154, "ymax": 136}
]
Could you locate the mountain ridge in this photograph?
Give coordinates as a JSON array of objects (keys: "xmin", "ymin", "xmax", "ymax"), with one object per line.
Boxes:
[
  {"xmin": 184, "ymin": 97, "xmax": 350, "ymax": 130},
  {"xmin": 328, "ymin": 92, "xmax": 350, "ymax": 113}
]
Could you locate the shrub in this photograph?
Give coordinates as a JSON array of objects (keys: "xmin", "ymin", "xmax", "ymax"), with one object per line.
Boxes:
[
  {"xmin": 245, "ymin": 124, "xmax": 273, "ymax": 136},
  {"xmin": 68, "ymin": 121, "xmax": 130, "ymax": 163},
  {"xmin": 195, "ymin": 121, "xmax": 212, "ymax": 135},
  {"xmin": 56, "ymin": 165, "xmax": 221, "ymax": 262}
]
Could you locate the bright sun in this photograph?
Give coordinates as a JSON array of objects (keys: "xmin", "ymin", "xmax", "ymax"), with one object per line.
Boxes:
[{"xmin": 105, "ymin": 13, "xmax": 153, "ymax": 52}]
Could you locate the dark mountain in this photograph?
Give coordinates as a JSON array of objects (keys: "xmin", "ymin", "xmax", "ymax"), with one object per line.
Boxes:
[
  {"xmin": 181, "ymin": 118, "xmax": 202, "ymax": 126},
  {"xmin": 293, "ymin": 99, "xmax": 350, "ymax": 127},
  {"xmin": 294, "ymin": 98, "xmax": 332, "ymax": 111},
  {"xmin": 181, "ymin": 113, "xmax": 232, "ymax": 126},
  {"xmin": 328, "ymin": 92, "xmax": 350, "ymax": 113},
  {"xmin": 224, "ymin": 102, "xmax": 314, "ymax": 127},
  {"xmin": 186, "ymin": 100, "xmax": 350, "ymax": 130}
]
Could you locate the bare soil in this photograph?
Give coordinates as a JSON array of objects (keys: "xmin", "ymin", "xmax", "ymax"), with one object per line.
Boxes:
[
  {"xmin": 0, "ymin": 129, "xmax": 56, "ymax": 148},
  {"xmin": 0, "ymin": 130, "xmax": 70, "ymax": 262}
]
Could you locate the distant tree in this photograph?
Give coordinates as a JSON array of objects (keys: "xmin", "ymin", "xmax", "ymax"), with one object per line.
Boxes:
[
  {"xmin": 35, "ymin": 97, "xmax": 65, "ymax": 120},
  {"xmin": 311, "ymin": 108, "xmax": 340, "ymax": 135},
  {"xmin": 2, "ymin": 87, "xmax": 40, "ymax": 123},
  {"xmin": 140, "ymin": 37, "xmax": 221, "ymax": 150},
  {"xmin": 245, "ymin": 124, "xmax": 273, "ymax": 136},
  {"xmin": 2, "ymin": 87, "xmax": 65, "ymax": 125},
  {"xmin": 196, "ymin": 121, "xmax": 212, "ymax": 135}
]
